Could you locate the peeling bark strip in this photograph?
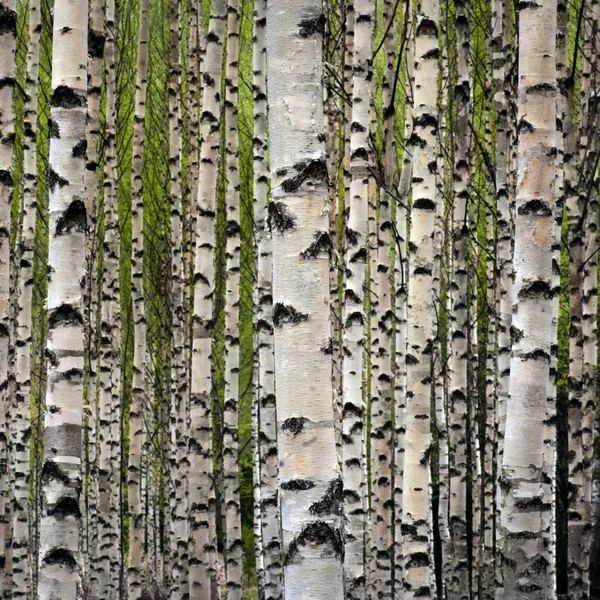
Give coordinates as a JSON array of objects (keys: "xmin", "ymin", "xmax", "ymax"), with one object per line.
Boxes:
[
  {"xmin": 266, "ymin": 0, "xmax": 344, "ymax": 597},
  {"xmin": 341, "ymin": 0, "xmax": 372, "ymax": 597},
  {"xmin": 499, "ymin": 1, "xmax": 556, "ymax": 598},
  {"xmin": 252, "ymin": 2, "xmax": 282, "ymax": 598},
  {"xmin": 402, "ymin": 0, "xmax": 439, "ymax": 597},
  {"xmin": 189, "ymin": 0, "xmax": 227, "ymax": 597},
  {"xmin": 0, "ymin": 0, "xmax": 15, "ymax": 596},
  {"xmin": 38, "ymin": 0, "xmax": 88, "ymax": 598}
]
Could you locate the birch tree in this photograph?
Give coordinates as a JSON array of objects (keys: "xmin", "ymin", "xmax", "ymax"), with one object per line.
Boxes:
[
  {"xmin": 266, "ymin": 0, "xmax": 344, "ymax": 597},
  {"xmin": 341, "ymin": 0, "xmax": 373, "ymax": 595},
  {"xmin": 38, "ymin": 0, "xmax": 88, "ymax": 597},
  {"xmin": 401, "ymin": 0, "xmax": 439, "ymax": 595},
  {"xmin": 252, "ymin": 2, "xmax": 282, "ymax": 597},
  {"xmin": 127, "ymin": 1, "xmax": 150, "ymax": 597},
  {"xmin": 499, "ymin": 1, "xmax": 557, "ymax": 597},
  {"xmin": 189, "ymin": 0, "xmax": 227, "ymax": 596}
]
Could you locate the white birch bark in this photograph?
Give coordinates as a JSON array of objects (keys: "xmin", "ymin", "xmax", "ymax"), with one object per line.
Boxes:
[
  {"xmin": 394, "ymin": 12, "xmax": 414, "ymax": 596},
  {"xmin": 127, "ymin": 1, "xmax": 150, "ymax": 598},
  {"xmin": 252, "ymin": 2, "xmax": 282, "ymax": 598},
  {"xmin": 447, "ymin": 3, "xmax": 471, "ymax": 597},
  {"xmin": 266, "ymin": 0, "xmax": 344, "ymax": 597},
  {"xmin": 38, "ymin": 0, "xmax": 88, "ymax": 597},
  {"xmin": 222, "ymin": 2, "xmax": 244, "ymax": 597},
  {"xmin": 401, "ymin": 1, "xmax": 439, "ymax": 596},
  {"xmin": 189, "ymin": 0, "xmax": 227, "ymax": 596},
  {"xmin": 341, "ymin": 0, "xmax": 373, "ymax": 596},
  {"xmin": 499, "ymin": 1, "xmax": 556, "ymax": 597},
  {"xmin": 0, "ymin": 0, "xmax": 16, "ymax": 595},
  {"xmin": 11, "ymin": 0, "xmax": 40, "ymax": 595}
]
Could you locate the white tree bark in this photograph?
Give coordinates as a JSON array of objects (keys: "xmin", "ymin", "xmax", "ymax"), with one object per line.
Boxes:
[
  {"xmin": 499, "ymin": 1, "xmax": 556, "ymax": 597},
  {"xmin": 252, "ymin": 2, "xmax": 282, "ymax": 598},
  {"xmin": 127, "ymin": 1, "xmax": 150, "ymax": 598},
  {"xmin": 11, "ymin": 0, "xmax": 40, "ymax": 595},
  {"xmin": 38, "ymin": 0, "xmax": 88, "ymax": 597},
  {"xmin": 0, "ymin": 0, "xmax": 16, "ymax": 595},
  {"xmin": 266, "ymin": 1, "xmax": 345, "ymax": 598},
  {"xmin": 189, "ymin": 0, "xmax": 227, "ymax": 597},
  {"xmin": 401, "ymin": 1, "xmax": 439, "ymax": 596},
  {"xmin": 341, "ymin": 0, "xmax": 373, "ymax": 596}
]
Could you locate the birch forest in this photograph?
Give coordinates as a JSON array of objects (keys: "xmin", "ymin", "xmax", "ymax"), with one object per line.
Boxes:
[{"xmin": 1, "ymin": 0, "xmax": 600, "ymax": 598}]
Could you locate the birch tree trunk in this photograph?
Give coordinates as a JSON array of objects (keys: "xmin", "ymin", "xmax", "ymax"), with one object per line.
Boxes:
[
  {"xmin": 189, "ymin": 0, "xmax": 227, "ymax": 596},
  {"xmin": 222, "ymin": 1, "xmax": 244, "ymax": 597},
  {"xmin": 98, "ymin": 0, "xmax": 122, "ymax": 594},
  {"xmin": 266, "ymin": 0, "xmax": 344, "ymax": 597},
  {"xmin": 83, "ymin": 0, "xmax": 105, "ymax": 590},
  {"xmin": 127, "ymin": 1, "xmax": 150, "ymax": 597},
  {"xmin": 401, "ymin": 1, "xmax": 439, "ymax": 596},
  {"xmin": 0, "ymin": 0, "xmax": 16, "ymax": 595},
  {"xmin": 11, "ymin": 0, "xmax": 40, "ymax": 595},
  {"xmin": 394, "ymin": 10, "xmax": 414, "ymax": 595},
  {"xmin": 447, "ymin": 3, "xmax": 471, "ymax": 597},
  {"xmin": 38, "ymin": 0, "xmax": 88, "ymax": 597},
  {"xmin": 341, "ymin": 0, "xmax": 373, "ymax": 596},
  {"xmin": 252, "ymin": 2, "xmax": 282, "ymax": 598},
  {"xmin": 167, "ymin": 0, "xmax": 190, "ymax": 595},
  {"xmin": 499, "ymin": 1, "xmax": 556, "ymax": 597}
]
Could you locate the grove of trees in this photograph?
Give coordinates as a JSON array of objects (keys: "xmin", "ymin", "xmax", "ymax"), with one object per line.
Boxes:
[{"xmin": 0, "ymin": 0, "xmax": 599, "ymax": 598}]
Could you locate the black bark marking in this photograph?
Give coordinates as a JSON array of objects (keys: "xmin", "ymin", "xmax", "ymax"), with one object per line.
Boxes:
[
  {"xmin": 88, "ymin": 30, "xmax": 105, "ymax": 58},
  {"xmin": 422, "ymin": 47, "xmax": 440, "ymax": 60},
  {"xmin": 0, "ymin": 170, "xmax": 12, "ymax": 187},
  {"xmin": 269, "ymin": 201, "xmax": 296, "ymax": 232},
  {"xmin": 526, "ymin": 82, "xmax": 555, "ymax": 94},
  {"xmin": 48, "ymin": 497, "xmax": 81, "ymax": 520},
  {"xmin": 412, "ymin": 198, "xmax": 436, "ymax": 211},
  {"xmin": 54, "ymin": 368, "xmax": 85, "ymax": 383},
  {"xmin": 46, "ymin": 167, "xmax": 68, "ymax": 191},
  {"xmin": 42, "ymin": 548, "xmax": 77, "ymax": 570},
  {"xmin": 50, "ymin": 85, "xmax": 86, "ymax": 109},
  {"xmin": 298, "ymin": 14, "xmax": 325, "ymax": 37},
  {"xmin": 48, "ymin": 119, "xmax": 60, "ymax": 139},
  {"xmin": 272, "ymin": 303, "xmax": 308, "ymax": 327},
  {"xmin": 281, "ymin": 159, "xmax": 328, "ymax": 193},
  {"xmin": 281, "ymin": 479, "xmax": 315, "ymax": 491},
  {"xmin": 41, "ymin": 460, "xmax": 70, "ymax": 486},
  {"xmin": 300, "ymin": 231, "xmax": 331, "ymax": 259},
  {"xmin": 518, "ymin": 280, "xmax": 553, "ymax": 300},
  {"xmin": 56, "ymin": 199, "xmax": 87, "ymax": 235},
  {"xmin": 521, "ymin": 348, "xmax": 551, "ymax": 362},
  {"xmin": 518, "ymin": 199, "xmax": 552, "ymax": 216},
  {"xmin": 517, "ymin": 117, "xmax": 535, "ymax": 134},
  {"xmin": 309, "ymin": 477, "xmax": 342, "ymax": 516},
  {"xmin": 0, "ymin": 76, "xmax": 15, "ymax": 90},
  {"xmin": 0, "ymin": 5, "xmax": 17, "ymax": 35},
  {"xmin": 282, "ymin": 416, "xmax": 306, "ymax": 435},
  {"xmin": 48, "ymin": 304, "xmax": 83, "ymax": 329},
  {"xmin": 414, "ymin": 114, "xmax": 438, "ymax": 130},
  {"xmin": 517, "ymin": 1, "xmax": 541, "ymax": 9},
  {"xmin": 285, "ymin": 521, "xmax": 343, "ymax": 565},
  {"xmin": 72, "ymin": 139, "xmax": 87, "ymax": 158},
  {"xmin": 416, "ymin": 17, "xmax": 438, "ymax": 37}
]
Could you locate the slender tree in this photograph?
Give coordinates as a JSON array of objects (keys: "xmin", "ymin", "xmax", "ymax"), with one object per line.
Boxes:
[
  {"xmin": 341, "ymin": 0, "xmax": 373, "ymax": 595},
  {"xmin": 189, "ymin": 0, "xmax": 227, "ymax": 596},
  {"xmin": 252, "ymin": 2, "xmax": 282, "ymax": 598},
  {"xmin": 38, "ymin": 0, "xmax": 88, "ymax": 597},
  {"xmin": 401, "ymin": 0, "xmax": 440, "ymax": 596},
  {"xmin": 127, "ymin": 1, "xmax": 150, "ymax": 598},
  {"xmin": 266, "ymin": 0, "xmax": 345, "ymax": 597},
  {"xmin": 499, "ymin": 1, "xmax": 557, "ymax": 597},
  {"xmin": 11, "ymin": 0, "xmax": 41, "ymax": 595}
]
